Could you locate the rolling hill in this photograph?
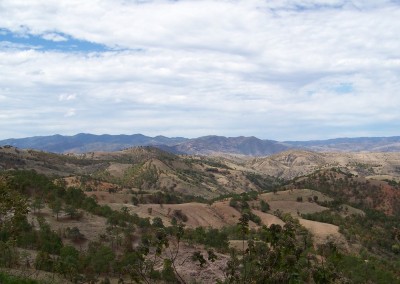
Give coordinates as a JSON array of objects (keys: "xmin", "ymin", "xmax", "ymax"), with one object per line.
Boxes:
[
  {"xmin": 2, "ymin": 145, "xmax": 400, "ymax": 282},
  {"xmin": 249, "ymin": 150, "xmax": 400, "ymax": 179},
  {"xmin": 0, "ymin": 145, "xmax": 281, "ymax": 198}
]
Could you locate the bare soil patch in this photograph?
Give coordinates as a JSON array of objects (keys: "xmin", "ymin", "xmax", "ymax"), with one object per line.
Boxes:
[
  {"xmin": 298, "ymin": 218, "xmax": 348, "ymax": 249},
  {"xmin": 251, "ymin": 210, "xmax": 285, "ymax": 227},
  {"xmin": 27, "ymin": 206, "xmax": 108, "ymax": 250},
  {"xmin": 268, "ymin": 200, "xmax": 328, "ymax": 216},
  {"xmin": 112, "ymin": 200, "xmax": 285, "ymax": 229}
]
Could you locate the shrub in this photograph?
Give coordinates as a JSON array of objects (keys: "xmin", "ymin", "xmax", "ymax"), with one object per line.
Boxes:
[
  {"xmin": 173, "ymin": 210, "xmax": 188, "ymax": 222},
  {"xmin": 260, "ymin": 200, "xmax": 270, "ymax": 212}
]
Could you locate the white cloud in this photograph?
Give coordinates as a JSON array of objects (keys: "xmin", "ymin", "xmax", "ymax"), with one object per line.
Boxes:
[
  {"xmin": 42, "ymin": 32, "xmax": 68, "ymax": 42},
  {"xmin": 0, "ymin": 41, "xmax": 41, "ymax": 50},
  {"xmin": 59, "ymin": 93, "xmax": 77, "ymax": 101},
  {"xmin": 0, "ymin": 0, "xmax": 399, "ymax": 140}
]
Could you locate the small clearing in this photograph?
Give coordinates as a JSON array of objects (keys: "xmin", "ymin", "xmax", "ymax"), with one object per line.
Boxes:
[
  {"xmin": 299, "ymin": 218, "xmax": 348, "ymax": 248},
  {"xmin": 260, "ymin": 189, "xmax": 333, "ymax": 202}
]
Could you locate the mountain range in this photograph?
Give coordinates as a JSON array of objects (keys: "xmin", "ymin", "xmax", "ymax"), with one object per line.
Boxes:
[{"xmin": 1, "ymin": 133, "xmax": 400, "ymax": 155}]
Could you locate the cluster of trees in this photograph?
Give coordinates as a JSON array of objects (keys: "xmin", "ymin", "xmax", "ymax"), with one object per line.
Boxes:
[
  {"xmin": 291, "ymin": 168, "xmax": 397, "ymax": 214},
  {"xmin": 0, "ymin": 171, "xmax": 191, "ymax": 282},
  {"xmin": 303, "ymin": 208, "xmax": 400, "ymax": 257},
  {"xmin": 245, "ymin": 172, "xmax": 285, "ymax": 192},
  {"xmin": 133, "ymin": 190, "xmax": 207, "ymax": 206},
  {"xmin": 383, "ymin": 178, "xmax": 400, "ymax": 188},
  {"xmin": 0, "ymin": 271, "xmax": 40, "ymax": 284},
  {"xmin": 229, "ymin": 192, "xmax": 262, "ymax": 225},
  {"xmin": 220, "ymin": 213, "xmax": 344, "ymax": 283}
]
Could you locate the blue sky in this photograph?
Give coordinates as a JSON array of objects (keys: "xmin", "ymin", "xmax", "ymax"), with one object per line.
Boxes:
[
  {"xmin": 0, "ymin": 28, "xmax": 109, "ymax": 52},
  {"xmin": 1, "ymin": 0, "xmax": 400, "ymax": 141}
]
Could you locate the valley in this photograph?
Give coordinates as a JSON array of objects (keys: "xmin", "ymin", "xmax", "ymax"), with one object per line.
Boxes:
[{"xmin": 1, "ymin": 144, "xmax": 400, "ymax": 283}]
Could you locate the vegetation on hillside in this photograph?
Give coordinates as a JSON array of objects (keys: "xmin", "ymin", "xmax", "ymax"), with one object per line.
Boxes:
[{"xmin": 1, "ymin": 148, "xmax": 400, "ymax": 283}]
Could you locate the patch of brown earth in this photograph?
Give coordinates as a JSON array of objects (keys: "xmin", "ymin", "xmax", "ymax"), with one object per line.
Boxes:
[{"xmin": 299, "ymin": 218, "xmax": 348, "ymax": 249}]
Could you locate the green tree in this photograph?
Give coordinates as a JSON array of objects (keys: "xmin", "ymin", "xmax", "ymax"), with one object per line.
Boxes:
[
  {"xmin": 260, "ymin": 200, "xmax": 270, "ymax": 213},
  {"xmin": 0, "ymin": 241, "xmax": 20, "ymax": 268},
  {"xmin": 66, "ymin": 227, "xmax": 84, "ymax": 242},
  {"xmin": 0, "ymin": 181, "xmax": 29, "ymax": 238},
  {"xmin": 86, "ymin": 242, "xmax": 115, "ymax": 276},
  {"xmin": 49, "ymin": 198, "xmax": 63, "ymax": 221},
  {"xmin": 152, "ymin": 217, "xmax": 164, "ymax": 228},
  {"xmin": 36, "ymin": 217, "xmax": 63, "ymax": 254},
  {"xmin": 35, "ymin": 251, "xmax": 54, "ymax": 272},
  {"xmin": 64, "ymin": 205, "xmax": 81, "ymax": 220},
  {"xmin": 57, "ymin": 245, "xmax": 80, "ymax": 281},
  {"xmin": 31, "ymin": 197, "xmax": 44, "ymax": 214}
]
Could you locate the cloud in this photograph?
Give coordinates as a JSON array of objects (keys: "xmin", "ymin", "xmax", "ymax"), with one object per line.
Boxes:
[
  {"xmin": 59, "ymin": 93, "xmax": 77, "ymax": 101},
  {"xmin": 0, "ymin": 41, "xmax": 41, "ymax": 50},
  {"xmin": 0, "ymin": 1, "xmax": 399, "ymax": 140},
  {"xmin": 64, "ymin": 108, "xmax": 76, "ymax": 117},
  {"xmin": 42, "ymin": 32, "xmax": 68, "ymax": 42}
]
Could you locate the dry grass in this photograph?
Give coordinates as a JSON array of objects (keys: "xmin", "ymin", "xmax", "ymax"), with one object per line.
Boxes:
[
  {"xmin": 298, "ymin": 218, "xmax": 348, "ymax": 248},
  {"xmin": 27, "ymin": 205, "xmax": 108, "ymax": 250},
  {"xmin": 260, "ymin": 189, "xmax": 333, "ymax": 203},
  {"xmin": 250, "ymin": 151, "xmax": 400, "ymax": 179},
  {"xmin": 257, "ymin": 189, "xmax": 331, "ymax": 216}
]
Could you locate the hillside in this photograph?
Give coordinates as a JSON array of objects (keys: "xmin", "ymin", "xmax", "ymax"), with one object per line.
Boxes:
[
  {"xmin": 1, "ymin": 167, "xmax": 400, "ymax": 283},
  {"xmin": 249, "ymin": 150, "xmax": 400, "ymax": 179},
  {"xmin": 1, "ymin": 146, "xmax": 400, "ymax": 282},
  {"xmin": 287, "ymin": 168, "xmax": 400, "ymax": 216},
  {"xmin": 0, "ymin": 145, "xmax": 281, "ymax": 199}
]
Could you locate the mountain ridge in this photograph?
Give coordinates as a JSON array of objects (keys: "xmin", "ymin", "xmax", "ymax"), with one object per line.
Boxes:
[{"xmin": 1, "ymin": 133, "xmax": 400, "ymax": 155}]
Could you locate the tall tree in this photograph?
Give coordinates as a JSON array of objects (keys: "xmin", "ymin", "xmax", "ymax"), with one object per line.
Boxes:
[
  {"xmin": 0, "ymin": 181, "xmax": 29, "ymax": 238},
  {"xmin": 49, "ymin": 198, "xmax": 63, "ymax": 221}
]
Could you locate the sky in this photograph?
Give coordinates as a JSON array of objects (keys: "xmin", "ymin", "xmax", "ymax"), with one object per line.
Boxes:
[{"xmin": 1, "ymin": 0, "xmax": 400, "ymax": 141}]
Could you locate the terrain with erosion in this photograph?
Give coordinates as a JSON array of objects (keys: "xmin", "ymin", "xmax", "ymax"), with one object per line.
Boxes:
[{"xmin": 1, "ymin": 144, "xmax": 400, "ymax": 283}]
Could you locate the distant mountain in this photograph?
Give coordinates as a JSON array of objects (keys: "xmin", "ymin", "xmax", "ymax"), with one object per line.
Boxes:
[
  {"xmin": 1, "ymin": 134, "xmax": 400, "ymax": 155},
  {"xmin": 171, "ymin": 135, "xmax": 289, "ymax": 156},
  {"xmin": 0, "ymin": 134, "xmax": 289, "ymax": 156},
  {"xmin": 284, "ymin": 136, "xmax": 400, "ymax": 152},
  {"xmin": 0, "ymin": 133, "xmax": 188, "ymax": 153}
]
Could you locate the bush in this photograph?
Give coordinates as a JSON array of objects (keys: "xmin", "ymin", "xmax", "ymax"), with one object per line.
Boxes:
[
  {"xmin": 260, "ymin": 200, "xmax": 270, "ymax": 212},
  {"xmin": 173, "ymin": 210, "xmax": 188, "ymax": 222},
  {"xmin": 0, "ymin": 241, "xmax": 19, "ymax": 268},
  {"xmin": 35, "ymin": 251, "xmax": 54, "ymax": 272},
  {"xmin": 131, "ymin": 196, "xmax": 139, "ymax": 205},
  {"xmin": 65, "ymin": 227, "xmax": 85, "ymax": 242},
  {"xmin": 0, "ymin": 272, "xmax": 39, "ymax": 284},
  {"xmin": 152, "ymin": 217, "xmax": 164, "ymax": 228}
]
